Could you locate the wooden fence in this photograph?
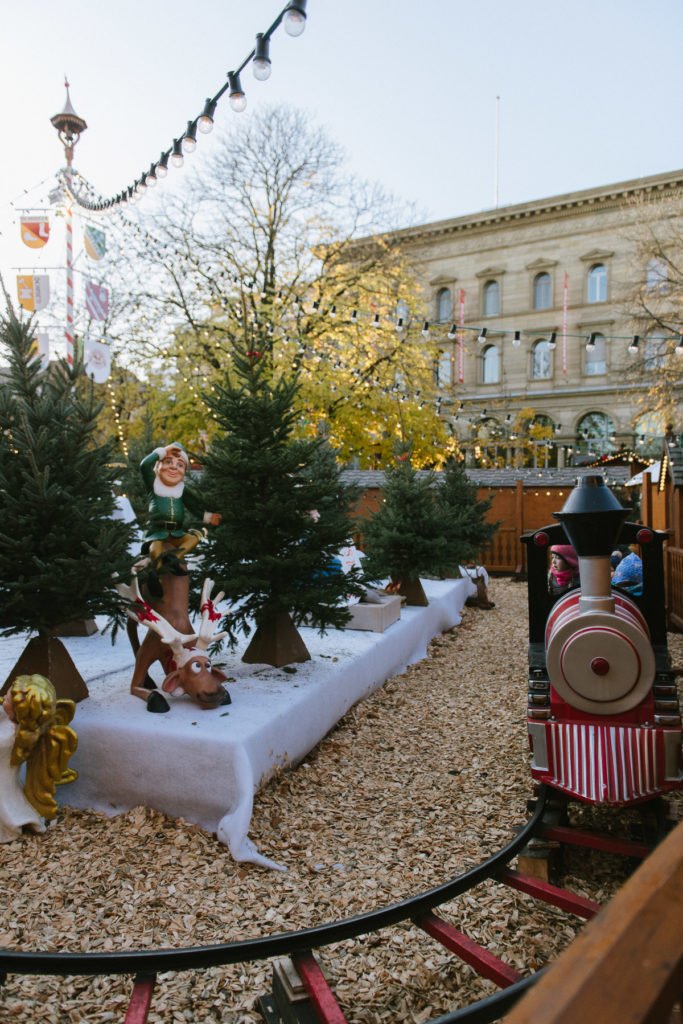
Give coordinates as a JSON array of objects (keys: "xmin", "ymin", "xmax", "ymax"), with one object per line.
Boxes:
[{"xmin": 666, "ymin": 546, "xmax": 683, "ymax": 632}]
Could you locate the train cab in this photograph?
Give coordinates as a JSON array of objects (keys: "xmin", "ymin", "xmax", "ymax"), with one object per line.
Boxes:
[{"xmin": 522, "ymin": 475, "xmax": 683, "ymax": 806}]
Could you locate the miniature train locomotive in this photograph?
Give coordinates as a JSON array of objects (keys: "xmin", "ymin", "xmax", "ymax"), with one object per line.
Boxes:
[{"xmin": 522, "ymin": 475, "xmax": 683, "ymax": 806}]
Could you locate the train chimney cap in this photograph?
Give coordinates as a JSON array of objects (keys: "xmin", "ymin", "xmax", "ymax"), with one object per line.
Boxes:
[{"xmin": 557, "ymin": 474, "xmax": 630, "ymax": 516}]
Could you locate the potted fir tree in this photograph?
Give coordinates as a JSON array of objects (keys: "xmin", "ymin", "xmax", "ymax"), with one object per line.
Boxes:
[
  {"xmin": 201, "ymin": 345, "xmax": 365, "ymax": 667},
  {"xmin": 0, "ymin": 306, "xmax": 134, "ymax": 699}
]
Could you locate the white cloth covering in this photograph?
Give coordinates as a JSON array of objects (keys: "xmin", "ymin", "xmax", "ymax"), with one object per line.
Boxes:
[
  {"xmin": 0, "ymin": 712, "xmax": 46, "ymax": 843},
  {"xmin": 0, "ymin": 577, "xmax": 475, "ymax": 869}
]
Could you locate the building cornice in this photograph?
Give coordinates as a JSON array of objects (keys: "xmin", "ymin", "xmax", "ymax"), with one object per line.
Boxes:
[{"xmin": 392, "ymin": 169, "xmax": 683, "ymax": 246}]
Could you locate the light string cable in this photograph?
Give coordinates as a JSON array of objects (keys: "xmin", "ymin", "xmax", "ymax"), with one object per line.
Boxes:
[{"xmin": 60, "ymin": 1, "xmax": 309, "ymax": 213}]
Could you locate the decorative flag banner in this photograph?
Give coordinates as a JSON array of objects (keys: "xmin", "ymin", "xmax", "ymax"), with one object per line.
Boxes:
[
  {"xmin": 16, "ymin": 274, "xmax": 50, "ymax": 312},
  {"xmin": 84, "ymin": 225, "xmax": 106, "ymax": 261},
  {"xmin": 85, "ymin": 279, "xmax": 110, "ymax": 321},
  {"xmin": 458, "ymin": 288, "xmax": 466, "ymax": 383},
  {"xmin": 29, "ymin": 331, "xmax": 50, "ymax": 369},
  {"xmin": 20, "ymin": 216, "xmax": 50, "ymax": 249},
  {"xmin": 83, "ymin": 337, "xmax": 111, "ymax": 383},
  {"xmin": 562, "ymin": 271, "xmax": 569, "ymax": 374}
]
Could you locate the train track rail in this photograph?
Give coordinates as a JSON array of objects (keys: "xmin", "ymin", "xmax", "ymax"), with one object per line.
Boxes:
[{"xmin": 0, "ymin": 785, "xmax": 661, "ymax": 1024}]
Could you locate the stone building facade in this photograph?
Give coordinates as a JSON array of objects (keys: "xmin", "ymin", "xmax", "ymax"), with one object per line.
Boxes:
[{"xmin": 393, "ymin": 168, "xmax": 683, "ymax": 467}]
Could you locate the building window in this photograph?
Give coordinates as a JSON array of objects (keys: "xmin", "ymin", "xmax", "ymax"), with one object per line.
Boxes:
[
  {"xmin": 635, "ymin": 411, "xmax": 665, "ymax": 456},
  {"xmin": 435, "ymin": 287, "xmax": 452, "ymax": 323},
  {"xmin": 644, "ymin": 332, "xmax": 666, "ymax": 370},
  {"xmin": 577, "ymin": 411, "xmax": 616, "ymax": 456},
  {"xmin": 646, "ymin": 258, "xmax": 668, "ymax": 294},
  {"xmin": 436, "ymin": 351, "xmax": 452, "ymax": 387},
  {"xmin": 587, "ymin": 263, "xmax": 607, "ymax": 303},
  {"xmin": 481, "ymin": 344, "xmax": 499, "ymax": 383},
  {"xmin": 533, "ymin": 272, "xmax": 552, "ymax": 310},
  {"xmin": 531, "ymin": 339, "xmax": 552, "ymax": 379},
  {"xmin": 482, "ymin": 279, "xmax": 500, "ymax": 316},
  {"xmin": 584, "ymin": 332, "xmax": 606, "ymax": 375}
]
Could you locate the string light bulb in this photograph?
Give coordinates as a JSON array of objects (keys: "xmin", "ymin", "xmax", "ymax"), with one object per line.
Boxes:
[
  {"xmin": 447, "ymin": 324, "xmax": 457, "ymax": 340},
  {"xmin": 422, "ymin": 320, "xmax": 430, "ymax": 337},
  {"xmin": 182, "ymin": 120, "xmax": 198, "ymax": 153},
  {"xmin": 283, "ymin": 0, "xmax": 307, "ymax": 36},
  {"xmin": 477, "ymin": 328, "xmax": 487, "ymax": 344},
  {"xmin": 395, "ymin": 316, "xmax": 404, "ymax": 332},
  {"xmin": 548, "ymin": 331, "xmax": 557, "ymax": 349},
  {"xmin": 146, "ymin": 163, "xmax": 158, "ymax": 187},
  {"xmin": 171, "ymin": 138, "xmax": 184, "ymax": 168},
  {"xmin": 156, "ymin": 150, "xmax": 170, "ymax": 178},
  {"xmin": 228, "ymin": 72, "xmax": 247, "ymax": 112},
  {"xmin": 586, "ymin": 332, "xmax": 597, "ymax": 351},
  {"xmin": 628, "ymin": 335, "xmax": 640, "ymax": 354},
  {"xmin": 253, "ymin": 32, "xmax": 272, "ymax": 80},
  {"xmin": 198, "ymin": 98, "xmax": 217, "ymax": 134},
  {"xmin": 677, "ymin": 334, "xmax": 683, "ymax": 356},
  {"xmin": 512, "ymin": 330, "xmax": 522, "ymax": 347}
]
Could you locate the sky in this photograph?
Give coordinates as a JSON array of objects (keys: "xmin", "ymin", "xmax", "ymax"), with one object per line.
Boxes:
[{"xmin": 1, "ymin": 0, "xmax": 682, "ymax": 332}]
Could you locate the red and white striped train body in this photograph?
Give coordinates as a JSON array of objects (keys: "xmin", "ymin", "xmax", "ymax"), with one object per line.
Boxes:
[{"xmin": 525, "ymin": 476, "xmax": 682, "ymax": 808}]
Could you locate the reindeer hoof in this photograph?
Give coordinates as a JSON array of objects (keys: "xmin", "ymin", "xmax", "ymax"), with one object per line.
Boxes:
[
  {"xmin": 147, "ymin": 691, "xmax": 171, "ymax": 714},
  {"xmin": 219, "ymin": 689, "xmax": 232, "ymax": 706}
]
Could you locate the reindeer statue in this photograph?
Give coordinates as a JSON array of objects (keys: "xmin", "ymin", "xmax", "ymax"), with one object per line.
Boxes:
[
  {"xmin": 116, "ymin": 575, "xmax": 231, "ymax": 713},
  {"xmin": 114, "ymin": 440, "xmax": 229, "ymax": 713}
]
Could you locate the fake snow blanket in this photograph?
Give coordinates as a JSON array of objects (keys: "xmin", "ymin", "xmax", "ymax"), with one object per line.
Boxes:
[{"xmin": 0, "ymin": 577, "xmax": 475, "ymax": 870}]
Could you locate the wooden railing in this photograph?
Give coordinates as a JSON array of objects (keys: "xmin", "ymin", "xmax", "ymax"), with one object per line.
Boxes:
[
  {"xmin": 667, "ymin": 546, "xmax": 683, "ymax": 632},
  {"xmin": 480, "ymin": 527, "xmax": 524, "ymax": 575},
  {"xmin": 503, "ymin": 819, "xmax": 683, "ymax": 1024}
]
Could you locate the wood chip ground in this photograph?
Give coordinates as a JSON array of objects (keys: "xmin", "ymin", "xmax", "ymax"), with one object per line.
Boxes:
[{"xmin": 1, "ymin": 578, "xmax": 681, "ymax": 1022}]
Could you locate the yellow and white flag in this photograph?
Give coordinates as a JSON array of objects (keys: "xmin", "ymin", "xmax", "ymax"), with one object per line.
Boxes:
[{"xmin": 16, "ymin": 275, "xmax": 50, "ymax": 312}]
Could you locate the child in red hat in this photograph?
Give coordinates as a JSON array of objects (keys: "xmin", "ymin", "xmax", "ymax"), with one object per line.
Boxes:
[{"xmin": 548, "ymin": 544, "xmax": 580, "ymax": 598}]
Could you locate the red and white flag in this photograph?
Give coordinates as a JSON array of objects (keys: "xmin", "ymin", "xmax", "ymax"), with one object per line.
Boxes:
[
  {"xmin": 85, "ymin": 279, "xmax": 110, "ymax": 321},
  {"xmin": 20, "ymin": 216, "xmax": 50, "ymax": 249}
]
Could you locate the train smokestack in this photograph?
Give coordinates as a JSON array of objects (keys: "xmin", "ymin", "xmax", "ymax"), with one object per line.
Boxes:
[{"xmin": 554, "ymin": 476, "xmax": 630, "ymax": 613}]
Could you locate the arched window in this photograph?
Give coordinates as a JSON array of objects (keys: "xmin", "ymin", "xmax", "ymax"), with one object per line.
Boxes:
[
  {"xmin": 584, "ymin": 332, "xmax": 606, "ymax": 375},
  {"xmin": 435, "ymin": 287, "xmax": 452, "ymax": 323},
  {"xmin": 533, "ymin": 272, "xmax": 552, "ymax": 310},
  {"xmin": 436, "ymin": 351, "xmax": 452, "ymax": 387},
  {"xmin": 646, "ymin": 258, "xmax": 668, "ymax": 294},
  {"xmin": 644, "ymin": 332, "xmax": 666, "ymax": 370},
  {"xmin": 482, "ymin": 279, "xmax": 500, "ymax": 316},
  {"xmin": 587, "ymin": 263, "xmax": 607, "ymax": 303},
  {"xmin": 481, "ymin": 344, "xmax": 499, "ymax": 383},
  {"xmin": 577, "ymin": 411, "xmax": 616, "ymax": 456},
  {"xmin": 531, "ymin": 339, "xmax": 551, "ymax": 379}
]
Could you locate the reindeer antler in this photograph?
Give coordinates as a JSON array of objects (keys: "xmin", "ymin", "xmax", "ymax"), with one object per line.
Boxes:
[
  {"xmin": 196, "ymin": 579, "xmax": 228, "ymax": 650},
  {"xmin": 116, "ymin": 575, "xmax": 197, "ymax": 651}
]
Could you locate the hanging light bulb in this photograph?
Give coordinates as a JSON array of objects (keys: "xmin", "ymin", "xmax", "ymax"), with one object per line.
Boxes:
[
  {"xmin": 171, "ymin": 138, "xmax": 184, "ymax": 168},
  {"xmin": 372, "ymin": 313, "xmax": 380, "ymax": 328},
  {"xmin": 147, "ymin": 163, "xmax": 158, "ymax": 187},
  {"xmin": 156, "ymin": 150, "xmax": 170, "ymax": 178},
  {"xmin": 447, "ymin": 323, "xmax": 457, "ymax": 340},
  {"xmin": 676, "ymin": 334, "xmax": 683, "ymax": 356},
  {"xmin": 350, "ymin": 310, "xmax": 358, "ymax": 324},
  {"xmin": 228, "ymin": 71, "xmax": 247, "ymax": 112},
  {"xmin": 513, "ymin": 330, "xmax": 522, "ymax": 347},
  {"xmin": 329, "ymin": 304, "xmax": 336, "ymax": 317},
  {"xmin": 548, "ymin": 331, "xmax": 557, "ymax": 349},
  {"xmin": 253, "ymin": 32, "xmax": 272, "ymax": 80},
  {"xmin": 586, "ymin": 332, "xmax": 597, "ymax": 351},
  {"xmin": 198, "ymin": 98, "xmax": 217, "ymax": 134},
  {"xmin": 628, "ymin": 335, "xmax": 640, "ymax": 354},
  {"xmin": 395, "ymin": 316, "xmax": 404, "ymax": 331},
  {"xmin": 283, "ymin": 0, "xmax": 307, "ymax": 36},
  {"xmin": 182, "ymin": 120, "xmax": 198, "ymax": 153},
  {"xmin": 422, "ymin": 320, "xmax": 430, "ymax": 337},
  {"xmin": 477, "ymin": 327, "xmax": 487, "ymax": 344}
]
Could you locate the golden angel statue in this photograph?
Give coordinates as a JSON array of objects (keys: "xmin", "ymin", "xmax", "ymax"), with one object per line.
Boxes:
[{"xmin": 0, "ymin": 674, "xmax": 78, "ymax": 842}]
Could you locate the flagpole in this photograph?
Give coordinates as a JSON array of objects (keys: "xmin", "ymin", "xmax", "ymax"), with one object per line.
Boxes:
[{"xmin": 50, "ymin": 79, "xmax": 87, "ymax": 369}]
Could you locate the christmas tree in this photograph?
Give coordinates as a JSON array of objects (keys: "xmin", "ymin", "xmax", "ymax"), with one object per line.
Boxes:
[
  {"xmin": 361, "ymin": 446, "xmax": 450, "ymax": 605},
  {"xmin": 0, "ymin": 305, "xmax": 134, "ymax": 698},
  {"xmin": 201, "ymin": 347, "xmax": 365, "ymax": 667},
  {"xmin": 436, "ymin": 457, "xmax": 498, "ymax": 568}
]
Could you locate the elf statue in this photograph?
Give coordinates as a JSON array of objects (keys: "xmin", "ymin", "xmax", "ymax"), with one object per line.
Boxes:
[{"xmin": 140, "ymin": 442, "xmax": 221, "ymax": 568}]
